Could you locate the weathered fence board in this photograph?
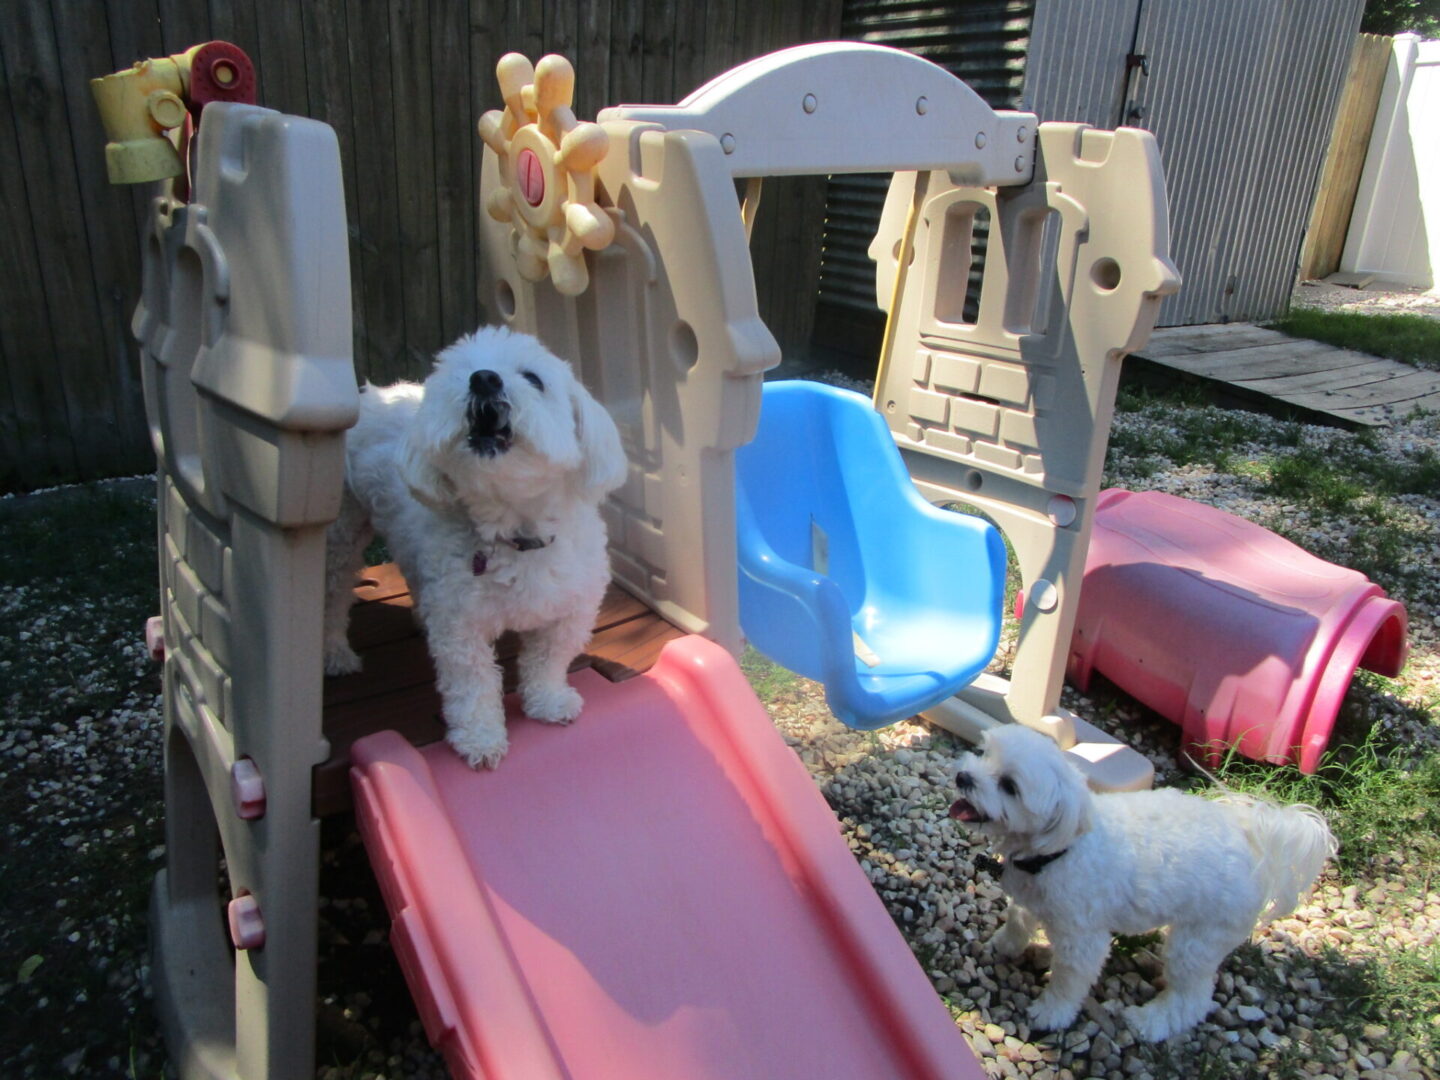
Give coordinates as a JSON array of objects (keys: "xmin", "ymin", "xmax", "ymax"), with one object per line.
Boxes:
[
  {"xmin": 1299, "ymin": 33, "xmax": 1392, "ymax": 281},
  {"xmin": 0, "ymin": 0, "xmax": 841, "ymax": 492}
]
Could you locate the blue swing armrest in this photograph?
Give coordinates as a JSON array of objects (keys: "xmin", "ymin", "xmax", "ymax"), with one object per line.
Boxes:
[{"xmin": 736, "ymin": 495, "xmax": 857, "ymax": 691}]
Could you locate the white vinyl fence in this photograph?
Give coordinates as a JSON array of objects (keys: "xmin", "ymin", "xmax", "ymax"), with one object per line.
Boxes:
[{"xmin": 1341, "ymin": 33, "xmax": 1440, "ymax": 289}]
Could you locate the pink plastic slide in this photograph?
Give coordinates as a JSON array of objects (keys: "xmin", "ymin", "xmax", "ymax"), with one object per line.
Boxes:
[
  {"xmin": 350, "ymin": 635, "xmax": 984, "ymax": 1080},
  {"xmin": 1068, "ymin": 488, "xmax": 1408, "ymax": 772}
]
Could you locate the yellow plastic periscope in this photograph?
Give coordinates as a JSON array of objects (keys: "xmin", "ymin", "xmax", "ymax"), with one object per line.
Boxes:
[{"xmin": 90, "ymin": 44, "xmax": 250, "ymax": 185}]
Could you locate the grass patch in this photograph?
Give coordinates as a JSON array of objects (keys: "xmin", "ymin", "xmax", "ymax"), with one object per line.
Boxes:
[
  {"xmin": 1110, "ymin": 384, "xmax": 1303, "ymax": 473},
  {"xmin": 1268, "ymin": 310, "xmax": 1440, "ymax": 372},
  {"xmin": 739, "ymin": 645, "xmax": 801, "ymax": 704},
  {"xmin": 1315, "ymin": 941, "xmax": 1440, "ymax": 1065},
  {"xmin": 1199, "ymin": 732, "xmax": 1440, "ymax": 883}
]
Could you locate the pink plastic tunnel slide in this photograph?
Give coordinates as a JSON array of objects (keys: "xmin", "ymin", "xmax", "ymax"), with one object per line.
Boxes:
[
  {"xmin": 350, "ymin": 635, "xmax": 985, "ymax": 1080},
  {"xmin": 1067, "ymin": 489, "xmax": 1408, "ymax": 772}
]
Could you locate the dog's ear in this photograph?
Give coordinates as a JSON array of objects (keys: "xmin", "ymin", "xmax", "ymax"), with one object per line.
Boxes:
[
  {"xmin": 399, "ymin": 411, "xmax": 457, "ymax": 509},
  {"xmin": 570, "ymin": 381, "xmax": 628, "ymax": 501},
  {"xmin": 1028, "ymin": 755, "xmax": 1094, "ymax": 854}
]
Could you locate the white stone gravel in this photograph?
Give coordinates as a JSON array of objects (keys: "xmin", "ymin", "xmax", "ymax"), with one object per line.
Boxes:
[{"xmin": 1291, "ymin": 280, "xmax": 1440, "ymax": 320}]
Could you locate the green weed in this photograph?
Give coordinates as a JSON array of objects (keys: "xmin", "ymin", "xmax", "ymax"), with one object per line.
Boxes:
[{"xmin": 1268, "ymin": 310, "xmax": 1440, "ymax": 372}]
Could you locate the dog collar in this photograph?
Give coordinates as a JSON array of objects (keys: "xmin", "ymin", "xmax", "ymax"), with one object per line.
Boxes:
[
  {"xmin": 975, "ymin": 849, "xmax": 1069, "ymax": 877},
  {"xmin": 471, "ymin": 533, "xmax": 555, "ymax": 576}
]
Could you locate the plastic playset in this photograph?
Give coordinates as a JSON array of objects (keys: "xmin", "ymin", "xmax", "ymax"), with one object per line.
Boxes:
[{"xmin": 89, "ymin": 35, "xmax": 1405, "ymax": 1080}]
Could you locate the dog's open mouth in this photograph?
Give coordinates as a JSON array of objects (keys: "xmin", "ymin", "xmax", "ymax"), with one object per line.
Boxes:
[
  {"xmin": 466, "ymin": 397, "xmax": 513, "ymax": 457},
  {"xmin": 950, "ymin": 798, "xmax": 990, "ymax": 824}
]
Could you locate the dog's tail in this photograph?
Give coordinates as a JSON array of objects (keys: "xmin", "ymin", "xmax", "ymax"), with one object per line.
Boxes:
[{"xmin": 1214, "ymin": 792, "xmax": 1337, "ymax": 924}]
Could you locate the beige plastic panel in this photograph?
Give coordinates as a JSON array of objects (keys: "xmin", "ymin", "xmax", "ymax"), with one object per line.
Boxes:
[
  {"xmin": 871, "ymin": 123, "xmax": 1180, "ymax": 790},
  {"xmin": 480, "ymin": 121, "xmax": 780, "ymax": 654},
  {"xmin": 135, "ymin": 102, "xmax": 357, "ymax": 1080},
  {"xmin": 600, "ymin": 42, "xmax": 1037, "ymax": 182}
]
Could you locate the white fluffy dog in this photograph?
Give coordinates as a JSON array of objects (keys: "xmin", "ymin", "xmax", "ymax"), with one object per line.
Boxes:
[
  {"xmin": 323, "ymin": 327, "xmax": 627, "ymax": 769},
  {"xmin": 950, "ymin": 724, "xmax": 1335, "ymax": 1042}
]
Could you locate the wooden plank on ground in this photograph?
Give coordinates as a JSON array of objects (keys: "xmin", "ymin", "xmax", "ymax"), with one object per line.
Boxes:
[
  {"xmin": 1141, "ymin": 324, "xmax": 1291, "ymax": 357},
  {"xmin": 1137, "ymin": 338, "xmax": 1367, "ymax": 380},
  {"xmin": 1231, "ymin": 360, "xmax": 1419, "ymax": 396},
  {"xmin": 1281, "ymin": 369, "xmax": 1440, "ymax": 409}
]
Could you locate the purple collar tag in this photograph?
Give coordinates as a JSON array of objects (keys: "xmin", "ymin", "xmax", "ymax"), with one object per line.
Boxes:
[{"xmin": 471, "ymin": 550, "xmax": 488, "ymax": 576}]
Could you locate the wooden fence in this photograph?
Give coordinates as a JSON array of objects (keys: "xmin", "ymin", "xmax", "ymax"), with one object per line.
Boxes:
[
  {"xmin": 0, "ymin": 0, "xmax": 841, "ymax": 492},
  {"xmin": 1299, "ymin": 33, "xmax": 1393, "ymax": 281}
]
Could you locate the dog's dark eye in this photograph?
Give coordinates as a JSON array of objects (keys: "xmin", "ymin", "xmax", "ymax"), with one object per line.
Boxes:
[
  {"xmin": 998, "ymin": 776, "xmax": 1019, "ymax": 797},
  {"xmin": 521, "ymin": 371, "xmax": 544, "ymax": 392}
]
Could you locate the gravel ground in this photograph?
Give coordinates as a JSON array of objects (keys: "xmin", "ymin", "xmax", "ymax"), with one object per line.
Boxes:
[
  {"xmin": 2, "ymin": 293, "xmax": 1437, "ymax": 1078},
  {"xmin": 1291, "ymin": 279, "xmax": 1440, "ymax": 320}
]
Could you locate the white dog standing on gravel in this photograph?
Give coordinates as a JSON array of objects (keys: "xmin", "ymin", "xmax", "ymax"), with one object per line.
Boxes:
[
  {"xmin": 950, "ymin": 724, "xmax": 1335, "ymax": 1042},
  {"xmin": 324, "ymin": 327, "xmax": 627, "ymax": 769}
]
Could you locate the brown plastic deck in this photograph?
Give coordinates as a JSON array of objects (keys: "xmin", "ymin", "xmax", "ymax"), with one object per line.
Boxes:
[{"xmin": 314, "ymin": 564, "xmax": 688, "ymax": 816}]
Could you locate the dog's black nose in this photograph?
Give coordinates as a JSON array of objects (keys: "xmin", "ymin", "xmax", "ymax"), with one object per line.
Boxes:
[
  {"xmin": 470, "ymin": 369, "xmax": 504, "ymax": 397},
  {"xmin": 955, "ymin": 770, "xmax": 975, "ymax": 791}
]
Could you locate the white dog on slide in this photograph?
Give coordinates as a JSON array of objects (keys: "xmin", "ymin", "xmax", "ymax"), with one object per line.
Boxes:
[
  {"xmin": 324, "ymin": 327, "xmax": 627, "ymax": 769},
  {"xmin": 950, "ymin": 724, "xmax": 1335, "ymax": 1042}
]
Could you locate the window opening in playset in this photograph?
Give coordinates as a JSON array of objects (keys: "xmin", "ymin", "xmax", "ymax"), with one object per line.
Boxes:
[
  {"xmin": 165, "ymin": 246, "xmax": 208, "ymax": 500},
  {"xmin": 933, "ymin": 201, "xmax": 990, "ymax": 328},
  {"xmin": 1004, "ymin": 206, "xmax": 1063, "ymax": 338}
]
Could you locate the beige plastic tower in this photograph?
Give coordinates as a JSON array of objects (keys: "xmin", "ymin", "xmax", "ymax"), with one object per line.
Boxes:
[
  {"xmin": 480, "ymin": 42, "xmax": 1040, "ymax": 654},
  {"xmin": 134, "ymin": 102, "xmax": 357, "ymax": 1079},
  {"xmin": 870, "ymin": 129, "xmax": 1181, "ymax": 790}
]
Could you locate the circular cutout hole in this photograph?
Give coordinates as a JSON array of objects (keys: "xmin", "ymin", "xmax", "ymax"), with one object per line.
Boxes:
[
  {"xmin": 964, "ymin": 470, "xmax": 984, "ymax": 492},
  {"xmin": 1091, "ymin": 258, "xmax": 1122, "ymax": 291},
  {"xmin": 670, "ymin": 321, "xmax": 699, "ymax": 372},
  {"xmin": 213, "ymin": 60, "xmax": 237, "ymax": 87},
  {"xmin": 495, "ymin": 279, "xmax": 517, "ymax": 320}
]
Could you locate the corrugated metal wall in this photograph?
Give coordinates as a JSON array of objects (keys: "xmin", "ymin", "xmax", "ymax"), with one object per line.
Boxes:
[
  {"xmin": 813, "ymin": 0, "xmax": 1035, "ymax": 352},
  {"xmin": 1025, "ymin": 0, "xmax": 1365, "ymax": 326}
]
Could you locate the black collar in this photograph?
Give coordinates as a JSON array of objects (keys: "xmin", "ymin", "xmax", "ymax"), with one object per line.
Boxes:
[
  {"xmin": 471, "ymin": 533, "xmax": 554, "ymax": 576},
  {"xmin": 975, "ymin": 849, "xmax": 1069, "ymax": 877}
]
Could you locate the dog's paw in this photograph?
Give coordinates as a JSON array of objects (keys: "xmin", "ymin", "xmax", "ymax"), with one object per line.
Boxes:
[
  {"xmin": 1122, "ymin": 997, "xmax": 1209, "ymax": 1043},
  {"xmin": 1123, "ymin": 1003, "xmax": 1179, "ymax": 1043},
  {"xmin": 522, "ymin": 683, "xmax": 584, "ymax": 725},
  {"xmin": 1027, "ymin": 993, "xmax": 1081, "ymax": 1033},
  {"xmin": 324, "ymin": 644, "xmax": 363, "ymax": 677},
  {"xmin": 990, "ymin": 927, "xmax": 1033, "ymax": 961},
  {"xmin": 447, "ymin": 723, "xmax": 509, "ymax": 770}
]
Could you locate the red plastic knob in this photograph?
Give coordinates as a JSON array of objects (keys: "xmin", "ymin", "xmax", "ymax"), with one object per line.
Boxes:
[{"xmin": 187, "ymin": 41, "xmax": 257, "ymax": 116}]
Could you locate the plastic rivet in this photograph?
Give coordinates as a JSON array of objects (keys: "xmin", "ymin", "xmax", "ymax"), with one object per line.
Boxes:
[
  {"xmin": 915, "ymin": 96, "xmax": 928, "ymax": 116},
  {"xmin": 1017, "ymin": 125, "xmax": 1029, "ymax": 143},
  {"xmin": 1031, "ymin": 579, "xmax": 1059, "ymax": 613},
  {"xmin": 1014, "ymin": 155, "xmax": 1026, "ymax": 172},
  {"xmin": 231, "ymin": 758, "xmax": 267, "ymax": 820},
  {"xmin": 720, "ymin": 133, "xmax": 736, "ymax": 154},
  {"xmin": 228, "ymin": 894, "xmax": 265, "ymax": 950},
  {"xmin": 974, "ymin": 131, "xmax": 988, "ymax": 149},
  {"xmin": 803, "ymin": 93, "xmax": 818, "ymax": 114},
  {"xmin": 1047, "ymin": 495, "xmax": 1077, "ymax": 528}
]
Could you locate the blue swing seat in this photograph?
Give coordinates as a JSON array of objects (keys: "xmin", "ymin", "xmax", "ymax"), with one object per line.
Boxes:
[{"xmin": 735, "ymin": 381, "xmax": 1006, "ymax": 729}]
